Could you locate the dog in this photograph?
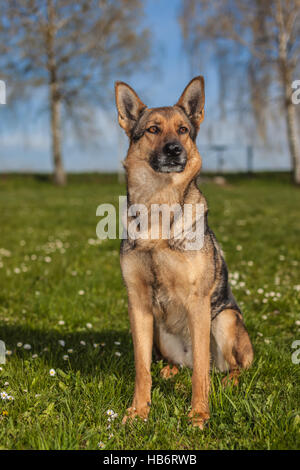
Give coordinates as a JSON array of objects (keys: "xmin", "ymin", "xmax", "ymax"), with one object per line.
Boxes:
[{"xmin": 115, "ymin": 76, "xmax": 254, "ymax": 428}]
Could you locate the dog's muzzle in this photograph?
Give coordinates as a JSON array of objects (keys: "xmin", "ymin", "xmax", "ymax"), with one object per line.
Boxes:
[{"xmin": 149, "ymin": 141, "xmax": 187, "ymax": 173}]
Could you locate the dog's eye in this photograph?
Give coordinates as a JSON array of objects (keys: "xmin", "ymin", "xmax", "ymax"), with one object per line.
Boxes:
[
  {"xmin": 147, "ymin": 126, "xmax": 160, "ymax": 134},
  {"xmin": 178, "ymin": 126, "xmax": 189, "ymax": 135}
]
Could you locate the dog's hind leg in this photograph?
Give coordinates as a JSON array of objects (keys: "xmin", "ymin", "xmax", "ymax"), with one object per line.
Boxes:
[{"xmin": 211, "ymin": 309, "xmax": 254, "ymax": 386}]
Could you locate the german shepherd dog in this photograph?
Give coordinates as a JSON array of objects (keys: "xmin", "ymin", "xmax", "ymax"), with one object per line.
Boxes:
[{"xmin": 115, "ymin": 76, "xmax": 254, "ymax": 428}]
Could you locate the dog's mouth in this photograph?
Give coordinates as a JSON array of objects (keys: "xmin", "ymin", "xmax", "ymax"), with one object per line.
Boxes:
[{"xmin": 149, "ymin": 152, "xmax": 187, "ymax": 173}]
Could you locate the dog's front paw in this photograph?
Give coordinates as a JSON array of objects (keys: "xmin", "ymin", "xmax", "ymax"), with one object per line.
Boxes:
[
  {"xmin": 122, "ymin": 404, "xmax": 150, "ymax": 424},
  {"xmin": 188, "ymin": 410, "xmax": 210, "ymax": 429}
]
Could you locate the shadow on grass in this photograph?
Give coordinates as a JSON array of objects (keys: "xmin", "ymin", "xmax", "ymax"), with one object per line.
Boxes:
[
  {"xmin": 1, "ymin": 324, "xmax": 136, "ymax": 378},
  {"xmin": 0, "ymin": 324, "xmax": 194, "ymax": 398}
]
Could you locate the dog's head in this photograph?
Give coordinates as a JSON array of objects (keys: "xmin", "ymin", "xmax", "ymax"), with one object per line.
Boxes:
[{"xmin": 115, "ymin": 77, "xmax": 205, "ymax": 174}]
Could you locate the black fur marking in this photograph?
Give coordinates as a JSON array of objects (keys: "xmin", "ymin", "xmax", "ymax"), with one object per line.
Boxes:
[
  {"xmin": 149, "ymin": 150, "xmax": 187, "ymax": 173},
  {"xmin": 130, "ymin": 106, "xmax": 147, "ymax": 141},
  {"xmin": 188, "ymin": 96, "xmax": 199, "ymax": 116},
  {"xmin": 175, "ymin": 105, "xmax": 197, "ymax": 141}
]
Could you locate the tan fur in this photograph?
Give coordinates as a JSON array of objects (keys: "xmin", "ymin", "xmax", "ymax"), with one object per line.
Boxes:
[{"xmin": 115, "ymin": 77, "xmax": 254, "ymax": 428}]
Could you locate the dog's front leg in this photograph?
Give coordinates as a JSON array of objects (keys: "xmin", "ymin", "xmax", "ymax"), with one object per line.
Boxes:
[
  {"xmin": 187, "ymin": 295, "xmax": 211, "ymax": 429},
  {"xmin": 122, "ymin": 289, "xmax": 153, "ymax": 424}
]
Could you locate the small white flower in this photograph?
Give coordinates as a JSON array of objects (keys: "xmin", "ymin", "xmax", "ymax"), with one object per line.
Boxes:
[
  {"xmin": 257, "ymin": 288, "xmax": 264, "ymax": 294},
  {"xmin": 4, "ymin": 382, "xmax": 9, "ymax": 386},
  {"xmin": 44, "ymin": 256, "xmax": 52, "ymax": 263},
  {"xmin": 32, "ymin": 354, "xmax": 38, "ymax": 359},
  {"xmin": 93, "ymin": 343, "xmax": 99, "ymax": 348},
  {"xmin": 35, "ymin": 394, "xmax": 41, "ymax": 398},
  {"xmin": 86, "ymin": 323, "xmax": 93, "ymax": 329},
  {"xmin": 114, "ymin": 341, "xmax": 121, "ymax": 345},
  {"xmin": 17, "ymin": 342, "xmax": 23, "ymax": 347},
  {"xmin": 80, "ymin": 340, "xmax": 86, "ymax": 346},
  {"xmin": 264, "ymin": 339, "xmax": 271, "ymax": 344},
  {"xmin": 58, "ymin": 340, "xmax": 65, "ymax": 347},
  {"xmin": 78, "ymin": 290, "xmax": 85, "ymax": 295},
  {"xmin": 262, "ymin": 315, "xmax": 268, "ymax": 320},
  {"xmin": 5, "ymin": 350, "xmax": 12, "ymax": 356},
  {"xmin": 97, "ymin": 441, "xmax": 105, "ymax": 449},
  {"xmin": 23, "ymin": 344, "xmax": 32, "ymax": 350},
  {"xmin": 67, "ymin": 349, "xmax": 73, "ymax": 353},
  {"xmin": 295, "ymin": 320, "xmax": 300, "ymax": 326},
  {"xmin": 1, "ymin": 391, "xmax": 8, "ymax": 400},
  {"xmin": 49, "ymin": 369, "xmax": 56, "ymax": 376},
  {"xmin": 248, "ymin": 261, "xmax": 254, "ymax": 266},
  {"xmin": 7, "ymin": 395, "xmax": 14, "ymax": 401},
  {"xmin": 115, "ymin": 351, "xmax": 121, "ymax": 357},
  {"xmin": 236, "ymin": 245, "xmax": 242, "ymax": 251},
  {"xmin": 63, "ymin": 355, "xmax": 69, "ymax": 361},
  {"xmin": 14, "ymin": 267, "xmax": 21, "ymax": 274},
  {"xmin": 58, "ymin": 320, "xmax": 65, "ymax": 325},
  {"xmin": 257, "ymin": 332, "xmax": 263, "ymax": 337},
  {"xmin": 294, "ymin": 285, "xmax": 300, "ymax": 292},
  {"xmin": 106, "ymin": 409, "xmax": 115, "ymax": 416}
]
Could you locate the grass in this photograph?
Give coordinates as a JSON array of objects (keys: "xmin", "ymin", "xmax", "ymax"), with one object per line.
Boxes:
[{"xmin": 0, "ymin": 172, "xmax": 299, "ymax": 450}]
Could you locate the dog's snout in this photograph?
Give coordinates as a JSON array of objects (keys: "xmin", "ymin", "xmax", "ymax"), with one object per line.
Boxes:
[{"xmin": 163, "ymin": 142, "xmax": 183, "ymax": 158}]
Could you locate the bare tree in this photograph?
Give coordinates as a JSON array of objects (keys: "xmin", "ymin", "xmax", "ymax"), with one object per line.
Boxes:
[
  {"xmin": 180, "ymin": 0, "xmax": 300, "ymax": 184},
  {"xmin": 0, "ymin": 0, "xmax": 149, "ymax": 185}
]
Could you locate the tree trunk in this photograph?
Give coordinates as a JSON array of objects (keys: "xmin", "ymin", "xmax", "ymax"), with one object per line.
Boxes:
[
  {"xmin": 47, "ymin": 0, "xmax": 66, "ymax": 186},
  {"xmin": 276, "ymin": 0, "xmax": 300, "ymax": 185},
  {"xmin": 285, "ymin": 99, "xmax": 300, "ymax": 185},
  {"xmin": 50, "ymin": 91, "xmax": 66, "ymax": 186}
]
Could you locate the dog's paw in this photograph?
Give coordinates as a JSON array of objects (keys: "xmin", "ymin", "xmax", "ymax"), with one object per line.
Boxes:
[
  {"xmin": 222, "ymin": 370, "xmax": 239, "ymax": 387},
  {"xmin": 160, "ymin": 364, "xmax": 179, "ymax": 380},
  {"xmin": 188, "ymin": 410, "xmax": 210, "ymax": 430},
  {"xmin": 122, "ymin": 405, "xmax": 150, "ymax": 424}
]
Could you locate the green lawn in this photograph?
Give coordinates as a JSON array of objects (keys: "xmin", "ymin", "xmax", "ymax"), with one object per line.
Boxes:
[{"xmin": 0, "ymin": 173, "xmax": 299, "ymax": 450}]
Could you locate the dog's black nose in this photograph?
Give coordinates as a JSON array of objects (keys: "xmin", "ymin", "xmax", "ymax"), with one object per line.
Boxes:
[{"xmin": 163, "ymin": 142, "xmax": 183, "ymax": 158}]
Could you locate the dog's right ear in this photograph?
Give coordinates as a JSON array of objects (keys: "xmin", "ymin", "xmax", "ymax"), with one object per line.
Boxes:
[{"xmin": 115, "ymin": 82, "xmax": 147, "ymax": 136}]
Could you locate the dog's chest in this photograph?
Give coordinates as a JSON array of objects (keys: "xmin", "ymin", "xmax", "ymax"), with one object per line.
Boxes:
[{"xmin": 150, "ymin": 249, "xmax": 200, "ymax": 334}]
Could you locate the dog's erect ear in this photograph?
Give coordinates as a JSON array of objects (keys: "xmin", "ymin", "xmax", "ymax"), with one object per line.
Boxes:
[
  {"xmin": 176, "ymin": 76, "xmax": 205, "ymax": 129},
  {"xmin": 115, "ymin": 81, "xmax": 147, "ymax": 136}
]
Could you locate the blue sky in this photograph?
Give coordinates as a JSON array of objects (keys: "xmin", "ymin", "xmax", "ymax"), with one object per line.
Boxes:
[{"xmin": 0, "ymin": 0, "xmax": 291, "ymax": 173}]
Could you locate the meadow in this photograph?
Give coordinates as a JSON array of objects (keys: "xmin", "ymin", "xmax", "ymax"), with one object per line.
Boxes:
[{"xmin": 0, "ymin": 173, "xmax": 299, "ymax": 450}]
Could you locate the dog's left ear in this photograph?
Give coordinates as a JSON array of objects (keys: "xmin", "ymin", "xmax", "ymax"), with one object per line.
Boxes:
[
  {"xmin": 115, "ymin": 81, "xmax": 147, "ymax": 136},
  {"xmin": 176, "ymin": 76, "xmax": 205, "ymax": 130}
]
